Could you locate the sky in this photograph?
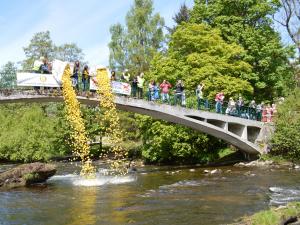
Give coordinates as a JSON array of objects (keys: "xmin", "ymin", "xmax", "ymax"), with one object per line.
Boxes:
[{"xmin": 0, "ymin": 0, "xmax": 194, "ymax": 68}]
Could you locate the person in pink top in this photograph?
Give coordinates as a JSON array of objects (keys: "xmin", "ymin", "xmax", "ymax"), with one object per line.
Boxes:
[
  {"xmin": 215, "ymin": 92, "xmax": 224, "ymax": 113},
  {"xmin": 160, "ymin": 80, "xmax": 172, "ymax": 103}
]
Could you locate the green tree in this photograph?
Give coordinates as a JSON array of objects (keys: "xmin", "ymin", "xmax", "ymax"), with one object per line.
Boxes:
[
  {"xmin": 109, "ymin": 0, "xmax": 165, "ymax": 74},
  {"xmin": 0, "ymin": 104, "xmax": 66, "ymax": 162},
  {"xmin": 136, "ymin": 115, "xmax": 225, "ymax": 164},
  {"xmin": 271, "ymin": 88, "xmax": 300, "ymax": 159},
  {"xmin": 22, "ymin": 31, "xmax": 55, "ymax": 70},
  {"xmin": 191, "ymin": 0, "xmax": 294, "ymax": 100},
  {"xmin": 167, "ymin": 3, "xmax": 191, "ymax": 34},
  {"xmin": 173, "ymin": 3, "xmax": 190, "ymax": 25},
  {"xmin": 54, "ymin": 43, "xmax": 84, "ymax": 62},
  {"xmin": 149, "ymin": 23, "xmax": 253, "ymax": 99},
  {"xmin": 22, "ymin": 31, "xmax": 85, "ymax": 70},
  {"xmin": 109, "ymin": 23, "xmax": 128, "ymax": 72},
  {"xmin": 0, "ymin": 62, "xmax": 17, "ymax": 88}
]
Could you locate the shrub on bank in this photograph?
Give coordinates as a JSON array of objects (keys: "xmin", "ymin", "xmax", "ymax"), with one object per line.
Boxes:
[
  {"xmin": 232, "ymin": 202, "xmax": 300, "ymax": 225},
  {"xmin": 0, "ymin": 104, "xmax": 69, "ymax": 162},
  {"xmin": 135, "ymin": 114, "xmax": 226, "ymax": 164},
  {"xmin": 271, "ymin": 88, "xmax": 300, "ymax": 160}
]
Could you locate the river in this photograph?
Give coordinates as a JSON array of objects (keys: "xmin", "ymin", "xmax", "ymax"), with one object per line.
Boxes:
[{"xmin": 1, "ymin": 162, "xmax": 300, "ymax": 225}]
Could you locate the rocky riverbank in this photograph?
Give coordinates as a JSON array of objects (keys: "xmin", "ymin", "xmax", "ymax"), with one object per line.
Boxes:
[{"xmin": 0, "ymin": 162, "xmax": 56, "ymax": 189}]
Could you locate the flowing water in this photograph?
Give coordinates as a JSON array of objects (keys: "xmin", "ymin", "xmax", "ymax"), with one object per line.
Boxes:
[{"xmin": 1, "ymin": 162, "xmax": 300, "ymax": 225}]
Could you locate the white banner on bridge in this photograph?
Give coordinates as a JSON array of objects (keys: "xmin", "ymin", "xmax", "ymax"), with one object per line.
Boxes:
[
  {"xmin": 16, "ymin": 60, "xmax": 70, "ymax": 87},
  {"xmin": 17, "ymin": 73, "xmax": 62, "ymax": 87},
  {"xmin": 90, "ymin": 79, "xmax": 131, "ymax": 96}
]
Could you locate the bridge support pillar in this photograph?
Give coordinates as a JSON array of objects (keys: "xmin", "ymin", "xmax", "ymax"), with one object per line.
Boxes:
[
  {"xmin": 224, "ymin": 122, "xmax": 228, "ymax": 131},
  {"xmin": 241, "ymin": 125, "xmax": 248, "ymax": 140}
]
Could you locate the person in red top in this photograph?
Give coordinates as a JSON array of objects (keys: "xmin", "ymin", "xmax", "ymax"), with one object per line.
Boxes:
[
  {"xmin": 159, "ymin": 80, "xmax": 172, "ymax": 103},
  {"xmin": 215, "ymin": 92, "xmax": 224, "ymax": 113}
]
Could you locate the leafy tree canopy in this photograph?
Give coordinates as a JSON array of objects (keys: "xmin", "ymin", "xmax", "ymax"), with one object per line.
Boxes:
[
  {"xmin": 109, "ymin": 0, "xmax": 165, "ymax": 74},
  {"xmin": 23, "ymin": 31, "xmax": 55, "ymax": 70},
  {"xmin": 148, "ymin": 23, "xmax": 253, "ymax": 99},
  {"xmin": 190, "ymin": 0, "xmax": 294, "ymax": 100},
  {"xmin": 54, "ymin": 43, "xmax": 84, "ymax": 62},
  {"xmin": 0, "ymin": 62, "xmax": 17, "ymax": 88},
  {"xmin": 135, "ymin": 114, "xmax": 225, "ymax": 164},
  {"xmin": 22, "ymin": 31, "xmax": 84, "ymax": 70}
]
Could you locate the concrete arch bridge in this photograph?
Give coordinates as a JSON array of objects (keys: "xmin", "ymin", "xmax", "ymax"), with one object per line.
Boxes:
[{"xmin": 0, "ymin": 92, "xmax": 273, "ymax": 156}]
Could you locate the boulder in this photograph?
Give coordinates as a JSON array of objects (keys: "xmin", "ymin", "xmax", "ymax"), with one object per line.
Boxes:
[
  {"xmin": 234, "ymin": 160, "xmax": 275, "ymax": 168},
  {"xmin": 203, "ymin": 169, "xmax": 222, "ymax": 175},
  {"xmin": 0, "ymin": 162, "xmax": 56, "ymax": 189}
]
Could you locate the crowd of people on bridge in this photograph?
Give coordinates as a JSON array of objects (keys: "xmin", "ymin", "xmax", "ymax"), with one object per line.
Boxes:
[
  {"xmin": 108, "ymin": 70, "xmax": 280, "ymax": 122},
  {"xmin": 31, "ymin": 58, "xmax": 280, "ymax": 122}
]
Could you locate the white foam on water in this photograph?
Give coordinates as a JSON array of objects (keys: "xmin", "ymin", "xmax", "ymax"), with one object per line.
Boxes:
[
  {"xmin": 48, "ymin": 174, "xmax": 136, "ymax": 187},
  {"xmin": 160, "ymin": 180, "xmax": 212, "ymax": 189},
  {"xmin": 269, "ymin": 186, "xmax": 300, "ymax": 205}
]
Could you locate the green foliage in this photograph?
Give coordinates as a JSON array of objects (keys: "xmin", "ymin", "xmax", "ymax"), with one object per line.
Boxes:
[
  {"xmin": 0, "ymin": 104, "xmax": 67, "ymax": 162},
  {"xmin": 167, "ymin": 3, "xmax": 191, "ymax": 34},
  {"xmin": 173, "ymin": 3, "xmax": 190, "ymax": 25},
  {"xmin": 109, "ymin": 0, "xmax": 165, "ymax": 74},
  {"xmin": 54, "ymin": 43, "xmax": 84, "ymax": 62},
  {"xmin": 118, "ymin": 111, "xmax": 141, "ymax": 141},
  {"xmin": 148, "ymin": 23, "xmax": 254, "ymax": 99},
  {"xmin": 0, "ymin": 62, "xmax": 17, "ymax": 88},
  {"xmin": 232, "ymin": 202, "xmax": 300, "ymax": 225},
  {"xmin": 109, "ymin": 23, "xmax": 128, "ymax": 72},
  {"xmin": 271, "ymin": 88, "xmax": 300, "ymax": 159},
  {"xmin": 23, "ymin": 31, "xmax": 55, "ymax": 70},
  {"xmin": 135, "ymin": 114, "xmax": 225, "ymax": 164},
  {"xmin": 191, "ymin": 0, "xmax": 295, "ymax": 100},
  {"xmin": 22, "ymin": 31, "xmax": 84, "ymax": 70},
  {"xmin": 23, "ymin": 173, "xmax": 39, "ymax": 181}
]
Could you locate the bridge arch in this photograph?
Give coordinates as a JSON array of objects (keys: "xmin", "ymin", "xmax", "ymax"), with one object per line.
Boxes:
[{"xmin": 0, "ymin": 94, "xmax": 267, "ymax": 155}]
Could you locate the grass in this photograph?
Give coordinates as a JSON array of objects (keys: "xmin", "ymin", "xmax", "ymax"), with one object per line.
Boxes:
[
  {"xmin": 259, "ymin": 154, "xmax": 292, "ymax": 164},
  {"xmin": 218, "ymin": 147, "xmax": 236, "ymax": 159},
  {"xmin": 232, "ymin": 202, "xmax": 300, "ymax": 225}
]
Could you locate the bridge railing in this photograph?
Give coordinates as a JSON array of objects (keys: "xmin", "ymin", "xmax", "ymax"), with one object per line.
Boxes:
[{"xmin": 140, "ymin": 89, "xmax": 259, "ymax": 121}]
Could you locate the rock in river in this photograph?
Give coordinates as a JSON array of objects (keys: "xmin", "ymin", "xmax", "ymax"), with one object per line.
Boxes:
[{"xmin": 0, "ymin": 162, "xmax": 56, "ymax": 189}]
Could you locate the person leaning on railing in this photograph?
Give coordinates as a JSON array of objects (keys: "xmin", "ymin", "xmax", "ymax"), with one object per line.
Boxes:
[
  {"xmin": 256, "ymin": 102, "xmax": 263, "ymax": 121},
  {"xmin": 159, "ymin": 80, "xmax": 172, "ymax": 103},
  {"xmin": 174, "ymin": 80, "xmax": 184, "ymax": 106},
  {"xmin": 131, "ymin": 76, "xmax": 138, "ymax": 98},
  {"xmin": 32, "ymin": 57, "xmax": 44, "ymax": 73},
  {"xmin": 196, "ymin": 82, "xmax": 204, "ymax": 110},
  {"xmin": 236, "ymin": 96, "xmax": 244, "ymax": 116},
  {"xmin": 71, "ymin": 60, "xmax": 80, "ymax": 91},
  {"xmin": 137, "ymin": 72, "xmax": 145, "ymax": 99},
  {"xmin": 215, "ymin": 92, "xmax": 224, "ymax": 113},
  {"xmin": 82, "ymin": 65, "xmax": 90, "ymax": 92}
]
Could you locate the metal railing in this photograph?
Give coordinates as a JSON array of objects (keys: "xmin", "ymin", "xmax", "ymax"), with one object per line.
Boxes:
[{"xmin": 138, "ymin": 89, "xmax": 260, "ymax": 121}]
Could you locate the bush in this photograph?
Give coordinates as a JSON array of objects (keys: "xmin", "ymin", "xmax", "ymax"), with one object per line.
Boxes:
[
  {"xmin": 271, "ymin": 88, "xmax": 300, "ymax": 160},
  {"xmin": 0, "ymin": 104, "xmax": 70, "ymax": 162},
  {"xmin": 136, "ymin": 114, "xmax": 226, "ymax": 164}
]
